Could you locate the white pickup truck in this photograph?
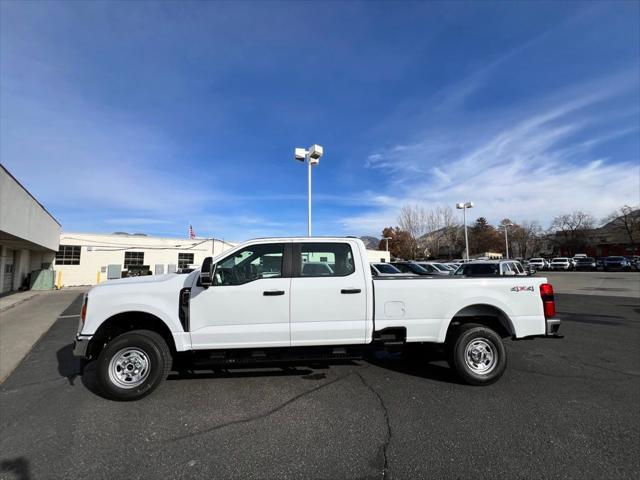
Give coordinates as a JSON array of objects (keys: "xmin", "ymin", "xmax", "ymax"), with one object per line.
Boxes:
[{"xmin": 73, "ymin": 237, "xmax": 561, "ymax": 400}]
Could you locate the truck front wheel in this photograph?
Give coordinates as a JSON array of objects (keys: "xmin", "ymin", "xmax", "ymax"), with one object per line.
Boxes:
[
  {"xmin": 449, "ymin": 324, "xmax": 506, "ymax": 385},
  {"xmin": 96, "ymin": 330, "xmax": 172, "ymax": 401}
]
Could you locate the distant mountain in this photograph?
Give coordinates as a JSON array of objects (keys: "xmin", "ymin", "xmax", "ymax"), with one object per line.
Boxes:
[{"xmin": 360, "ymin": 236, "xmax": 380, "ymax": 249}]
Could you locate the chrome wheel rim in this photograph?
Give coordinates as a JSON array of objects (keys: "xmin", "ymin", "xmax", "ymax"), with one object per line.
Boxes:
[
  {"xmin": 464, "ymin": 338, "xmax": 497, "ymax": 375},
  {"xmin": 108, "ymin": 348, "xmax": 150, "ymax": 389}
]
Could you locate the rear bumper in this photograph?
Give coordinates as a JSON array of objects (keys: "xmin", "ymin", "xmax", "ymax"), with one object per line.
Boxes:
[
  {"xmin": 73, "ymin": 334, "xmax": 93, "ymax": 357},
  {"xmin": 546, "ymin": 318, "xmax": 562, "ymax": 337}
]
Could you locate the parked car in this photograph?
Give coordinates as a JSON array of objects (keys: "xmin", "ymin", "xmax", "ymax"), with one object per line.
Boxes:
[
  {"xmin": 73, "ymin": 237, "xmax": 562, "ymax": 400},
  {"xmin": 549, "ymin": 258, "xmax": 573, "ymax": 271},
  {"xmin": 416, "ymin": 262, "xmax": 454, "ymax": 276},
  {"xmin": 604, "ymin": 256, "xmax": 633, "ymax": 271},
  {"xmin": 390, "ymin": 262, "xmax": 432, "ymax": 276},
  {"xmin": 452, "ymin": 260, "xmax": 528, "ymax": 277},
  {"xmin": 370, "ymin": 263, "xmax": 405, "ymax": 276},
  {"xmin": 596, "ymin": 258, "xmax": 606, "ymax": 270},
  {"xmin": 528, "ymin": 258, "xmax": 548, "ymax": 271},
  {"xmin": 574, "ymin": 257, "xmax": 597, "ymax": 271}
]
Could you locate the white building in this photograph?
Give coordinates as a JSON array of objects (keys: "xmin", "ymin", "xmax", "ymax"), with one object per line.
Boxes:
[
  {"xmin": 56, "ymin": 232, "xmax": 235, "ymax": 286},
  {"xmin": 0, "ymin": 165, "xmax": 61, "ymax": 293},
  {"xmin": 56, "ymin": 232, "xmax": 390, "ymax": 287}
]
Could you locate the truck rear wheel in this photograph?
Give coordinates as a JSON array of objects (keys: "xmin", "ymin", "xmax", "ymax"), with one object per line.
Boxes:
[
  {"xmin": 96, "ymin": 330, "xmax": 172, "ymax": 401},
  {"xmin": 449, "ymin": 324, "xmax": 506, "ymax": 385}
]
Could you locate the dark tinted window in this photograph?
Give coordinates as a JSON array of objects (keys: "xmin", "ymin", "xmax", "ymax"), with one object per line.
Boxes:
[
  {"xmin": 55, "ymin": 245, "xmax": 81, "ymax": 265},
  {"xmin": 124, "ymin": 251, "xmax": 144, "ymax": 268},
  {"xmin": 455, "ymin": 263, "xmax": 500, "ymax": 276},
  {"xmin": 178, "ymin": 253, "xmax": 195, "ymax": 268},
  {"xmin": 300, "ymin": 243, "xmax": 354, "ymax": 277}
]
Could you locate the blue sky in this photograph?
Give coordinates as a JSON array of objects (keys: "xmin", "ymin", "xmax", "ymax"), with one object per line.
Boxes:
[{"xmin": 1, "ymin": 0, "xmax": 638, "ymax": 241}]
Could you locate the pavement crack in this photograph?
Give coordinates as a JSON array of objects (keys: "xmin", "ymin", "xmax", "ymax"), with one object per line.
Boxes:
[
  {"xmin": 167, "ymin": 373, "xmax": 353, "ymax": 443},
  {"xmin": 356, "ymin": 372, "xmax": 391, "ymax": 480}
]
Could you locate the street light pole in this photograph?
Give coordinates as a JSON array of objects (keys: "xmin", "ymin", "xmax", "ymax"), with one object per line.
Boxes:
[
  {"xmin": 503, "ymin": 222, "xmax": 514, "ymax": 259},
  {"xmin": 456, "ymin": 202, "xmax": 474, "ymax": 261},
  {"xmin": 307, "ymin": 158, "xmax": 312, "ymax": 237},
  {"xmin": 295, "ymin": 145, "xmax": 324, "ymax": 237}
]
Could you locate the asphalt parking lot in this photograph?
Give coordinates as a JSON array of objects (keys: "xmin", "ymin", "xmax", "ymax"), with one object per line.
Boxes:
[{"xmin": 1, "ymin": 276, "xmax": 639, "ymax": 480}]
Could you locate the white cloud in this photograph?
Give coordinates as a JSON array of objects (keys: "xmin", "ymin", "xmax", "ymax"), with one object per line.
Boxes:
[{"xmin": 345, "ymin": 81, "xmax": 640, "ymax": 235}]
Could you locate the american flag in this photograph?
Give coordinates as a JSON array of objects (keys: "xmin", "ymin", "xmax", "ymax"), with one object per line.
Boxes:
[{"xmin": 188, "ymin": 224, "xmax": 196, "ymax": 239}]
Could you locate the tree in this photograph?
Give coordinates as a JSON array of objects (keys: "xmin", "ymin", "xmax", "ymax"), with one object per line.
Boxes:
[
  {"xmin": 549, "ymin": 211, "xmax": 595, "ymax": 256},
  {"xmin": 602, "ymin": 205, "xmax": 640, "ymax": 248},
  {"xmin": 508, "ymin": 221, "xmax": 543, "ymax": 258},
  {"xmin": 379, "ymin": 227, "xmax": 414, "ymax": 260},
  {"xmin": 469, "ymin": 217, "xmax": 502, "ymax": 255},
  {"xmin": 421, "ymin": 206, "xmax": 462, "ymax": 258},
  {"xmin": 397, "ymin": 205, "xmax": 428, "ymax": 258}
]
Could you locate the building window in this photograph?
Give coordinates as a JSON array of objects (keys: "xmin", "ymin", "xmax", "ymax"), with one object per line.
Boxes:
[
  {"xmin": 124, "ymin": 251, "xmax": 144, "ymax": 269},
  {"xmin": 55, "ymin": 245, "xmax": 81, "ymax": 265},
  {"xmin": 178, "ymin": 253, "xmax": 195, "ymax": 269}
]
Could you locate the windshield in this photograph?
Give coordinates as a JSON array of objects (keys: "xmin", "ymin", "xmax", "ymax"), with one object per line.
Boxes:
[
  {"xmin": 552, "ymin": 258, "xmax": 568, "ymax": 262},
  {"xmin": 426, "ymin": 263, "xmax": 449, "ymax": 272},
  {"xmin": 607, "ymin": 257, "xmax": 624, "ymax": 261},
  {"xmin": 375, "ymin": 263, "xmax": 401, "ymax": 274},
  {"xmin": 577, "ymin": 257, "xmax": 595, "ymax": 262}
]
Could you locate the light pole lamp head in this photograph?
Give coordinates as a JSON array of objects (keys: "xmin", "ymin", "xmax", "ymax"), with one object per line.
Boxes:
[
  {"xmin": 294, "ymin": 148, "xmax": 307, "ymax": 162},
  {"xmin": 456, "ymin": 201, "xmax": 474, "ymax": 209},
  {"xmin": 308, "ymin": 144, "xmax": 323, "ymax": 165}
]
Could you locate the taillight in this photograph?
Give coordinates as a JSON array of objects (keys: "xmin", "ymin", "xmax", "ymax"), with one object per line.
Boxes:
[
  {"xmin": 81, "ymin": 296, "xmax": 88, "ymax": 323},
  {"xmin": 540, "ymin": 283, "xmax": 555, "ymax": 318}
]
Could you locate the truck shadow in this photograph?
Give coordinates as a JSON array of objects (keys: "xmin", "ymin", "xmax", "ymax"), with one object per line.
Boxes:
[
  {"xmin": 364, "ymin": 349, "xmax": 464, "ymax": 385},
  {"xmin": 57, "ymin": 349, "xmax": 462, "ymax": 401}
]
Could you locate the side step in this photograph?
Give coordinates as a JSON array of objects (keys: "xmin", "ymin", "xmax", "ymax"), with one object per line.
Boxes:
[{"xmin": 191, "ymin": 345, "xmax": 363, "ymax": 367}]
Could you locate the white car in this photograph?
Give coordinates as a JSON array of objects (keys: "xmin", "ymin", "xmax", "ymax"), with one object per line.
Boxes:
[
  {"xmin": 416, "ymin": 262, "xmax": 453, "ymax": 276},
  {"xmin": 528, "ymin": 258, "xmax": 548, "ymax": 271},
  {"xmin": 73, "ymin": 237, "xmax": 561, "ymax": 400},
  {"xmin": 550, "ymin": 257, "xmax": 573, "ymax": 271}
]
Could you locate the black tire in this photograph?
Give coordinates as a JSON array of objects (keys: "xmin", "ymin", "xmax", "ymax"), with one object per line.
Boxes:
[
  {"xmin": 96, "ymin": 330, "xmax": 172, "ymax": 401},
  {"xmin": 448, "ymin": 323, "xmax": 506, "ymax": 385}
]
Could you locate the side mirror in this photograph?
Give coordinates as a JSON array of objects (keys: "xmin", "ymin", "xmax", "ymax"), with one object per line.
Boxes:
[{"xmin": 200, "ymin": 257, "xmax": 214, "ymax": 287}]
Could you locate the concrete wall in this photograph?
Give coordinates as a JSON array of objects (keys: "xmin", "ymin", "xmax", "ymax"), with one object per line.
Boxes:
[
  {"xmin": 56, "ymin": 233, "xmax": 235, "ymax": 286},
  {"xmin": 0, "ymin": 166, "xmax": 61, "ymax": 252},
  {"xmin": 0, "ymin": 166, "xmax": 61, "ymax": 293}
]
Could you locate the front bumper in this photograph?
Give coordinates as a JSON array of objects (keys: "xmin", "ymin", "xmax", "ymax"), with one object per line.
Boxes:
[{"xmin": 73, "ymin": 334, "xmax": 93, "ymax": 357}]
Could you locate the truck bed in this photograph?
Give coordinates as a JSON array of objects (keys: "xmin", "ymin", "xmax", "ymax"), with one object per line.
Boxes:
[{"xmin": 372, "ymin": 276, "xmax": 547, "ymax": 342}]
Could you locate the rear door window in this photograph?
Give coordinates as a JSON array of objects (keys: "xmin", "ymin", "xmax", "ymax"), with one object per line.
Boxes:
[{"xmin": 298, "ymin": 243, "xmax": 355, "ymax": 277}]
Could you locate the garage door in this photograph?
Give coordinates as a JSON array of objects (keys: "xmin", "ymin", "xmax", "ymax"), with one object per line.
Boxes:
[{"xmin": 2, "ymin": 249, "xmax": 15, "ymax": 294}]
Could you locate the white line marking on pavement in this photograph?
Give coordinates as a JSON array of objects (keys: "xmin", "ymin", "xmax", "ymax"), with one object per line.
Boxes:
[{"xmin": 58, "ymin": 314, "xmax": 80, "ymax": 319}]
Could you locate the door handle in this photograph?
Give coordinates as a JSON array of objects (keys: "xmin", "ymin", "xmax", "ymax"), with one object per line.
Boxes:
[
  {"xmin": 263, "ymin": 290, "xmax": 285, "ymax": 296},
  {"xmin": 341, "ymin": 288, "xmax": 361, "ymax": 294}
]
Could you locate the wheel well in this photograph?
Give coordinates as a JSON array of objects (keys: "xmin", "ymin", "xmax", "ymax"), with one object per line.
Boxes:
[
  {"xmin": 446, "ymin": 304, "xmax": 514, "ymax": 341},
  {"xmin": 87, "ymin": 311, "xmax": 176, "ymax": 359}
]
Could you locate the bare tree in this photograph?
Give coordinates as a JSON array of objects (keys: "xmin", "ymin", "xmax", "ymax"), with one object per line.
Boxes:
[
  {"xmin": 549, "ymin": 211, "xmax": 595, "ymax": 255},
  {"xmin": 602, "ymin": 205, "xmax": 640, "ymax": 248},
  {"xmin": 423, "ymin": 206, "xmax": 461, "ymax": 258},
  {"xmin": 509, "ymin": 221, "xmax": 543, "ymax": 258},
  {"xmin": 397, "ymin": 205, "xmax": 428, "ymax": 258}
]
